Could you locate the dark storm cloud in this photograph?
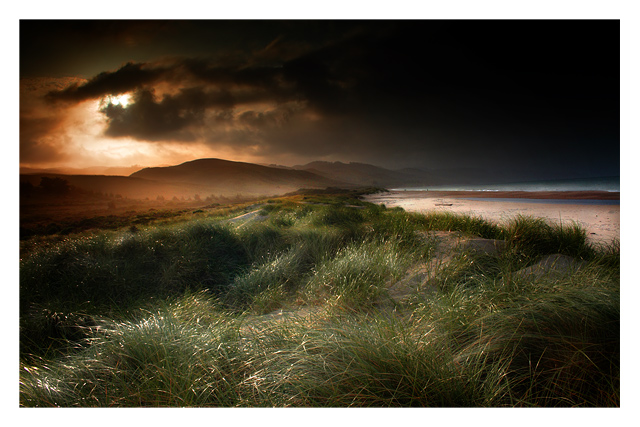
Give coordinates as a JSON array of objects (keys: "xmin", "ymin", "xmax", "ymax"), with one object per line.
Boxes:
[
  {"xmin": 20, "ymin": 20, "xmax": 181, "ymax": 78},
  {"xmin": 46, "ymin": 62, "xmax": 168, "ymax": 102},
  {"xmin": 238, "ymin": 109, "xmax": 292, "ymax": 128},
  {"xmin": 29, "ymin": 20, "xmax": 619, "ymax": 178},
  {"xmin": 21, "ymin": 20, "xmax": 175, "ymax": 49},
  {"xmin": 101, "ymin": 87, "xmax": 238, "ymax": 141},
  {"xmin": 182, "ymin": 58, "xmax": 285, "ymax": 90}
]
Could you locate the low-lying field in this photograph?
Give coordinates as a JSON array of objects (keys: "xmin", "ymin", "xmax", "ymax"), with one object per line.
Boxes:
[{"xmin": 19, "ymin": 190, "xmax": 620, "ymax": 407}]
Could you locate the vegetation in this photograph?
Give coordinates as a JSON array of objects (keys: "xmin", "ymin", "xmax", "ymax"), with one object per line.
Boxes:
[{"xmin": 19, "ymin": 190, "xmax": 619, "ymax": 407}]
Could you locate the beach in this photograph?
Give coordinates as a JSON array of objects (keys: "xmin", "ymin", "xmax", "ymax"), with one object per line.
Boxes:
[{"xmin": 363, "ymin": 190, "xmax": 620, "ymax": 245}]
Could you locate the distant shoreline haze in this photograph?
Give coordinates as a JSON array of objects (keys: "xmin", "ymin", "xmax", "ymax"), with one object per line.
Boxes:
[{"xmin": 394, "ymin": 176, "xmax": 621, "ymax": 193}]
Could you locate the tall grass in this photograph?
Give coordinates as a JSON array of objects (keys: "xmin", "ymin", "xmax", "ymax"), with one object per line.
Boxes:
[
  {"xmin": 502, "ymin": 215, "xmax": 591, "ymax": 259},
  {"xmin": 20, "ymin": 221, "xmax": 249, "ymax": 357},
  {"xmin": 304, "ymin": 239, "xmax": 416, "ymax": 310},
  {"xmin": 21, "ymin": 221, "xmax": 247, "ymax": 311},
  {"xmin": 25, "ymin": 291, "xmax": 617, "ymax": 407},
  {"xmin": 263, "ymin": 313, "xmax": 509, "ymax": 406},
  {"xmin": 225, "ymin": 245, "xmax": 309, "ymax": 314},
  {"xmin": 20, "ymin": 293, "xmax": 500, "ymax": 407},
  {"xmin": 20, "ymin": 198, "xmax": 619, "ymax": 407},
  {"xmin": 452, "ymin": 286, "xmax": 619, "ymax": 406},
  {"xmin": 416, "ymin": 210, "xmax": 501, "ymax": 239},
  {"xmin": 21, "ymin": 293, "xmax": 248, "ymax": 407}
]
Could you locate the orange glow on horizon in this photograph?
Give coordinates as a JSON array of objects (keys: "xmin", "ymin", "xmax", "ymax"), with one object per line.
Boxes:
[{"xmin": 20, "ymin": 78, "xmax": 312, "ymax": 173}]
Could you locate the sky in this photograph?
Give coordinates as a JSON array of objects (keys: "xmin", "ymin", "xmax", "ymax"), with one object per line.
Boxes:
[{"xmin": 19, "ymin": 19, "xmax": 620, "ymax": 181}]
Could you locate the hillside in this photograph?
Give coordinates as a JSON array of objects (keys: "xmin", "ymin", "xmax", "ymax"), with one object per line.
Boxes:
[
  {"xmin": 20, "ymin": 159, "xmax": 353, "ymax": 201},
  {"xmin": 130, "ymin": 158, "xmax": 349, "ymax": 196}
]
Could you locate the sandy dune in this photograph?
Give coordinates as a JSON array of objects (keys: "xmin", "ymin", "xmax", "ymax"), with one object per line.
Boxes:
[{"xmin": 364, "ymin": 190, "xmax": 620, "ymax": 245}]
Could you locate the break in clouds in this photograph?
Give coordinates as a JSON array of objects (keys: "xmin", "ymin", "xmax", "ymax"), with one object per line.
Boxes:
[
  {"xmin": 43, "ymin": 38, "xmax": 370, "ymax": 144},
  {"xmin": 26, "ymin": 21, "xmax": 620, "ymax": 176},
  {"xmin": 41, "ymin": 29, "xmax": 424, "ymax": 164}
]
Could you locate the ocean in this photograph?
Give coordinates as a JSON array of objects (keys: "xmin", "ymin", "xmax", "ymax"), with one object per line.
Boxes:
[
  {"xmin": 393, "ymin": 176, "xmax": 620, "ymax": 193},
  {"xmin": 460, "ymin": 197, "xmax": 620, "ymax": 205}
]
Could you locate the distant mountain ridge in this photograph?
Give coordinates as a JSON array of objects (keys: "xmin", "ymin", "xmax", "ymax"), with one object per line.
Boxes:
[
  {"xmin": 292, "ymin": 161, "xmax": 439, "ymax": 187},
  {"xmin": 129, "ymin": 158, "xmax": 444, "ymax": 190},
  {"xmin": 128, "ymin": 158, "xmax": 349, "ymax": 197},
  {"xmin": 131, "ymin": 158, "xmax": 321, "ymax": 183},
  {"xmin": 21, "ymin": 158, "xmax": 516, "ymax": 201}
]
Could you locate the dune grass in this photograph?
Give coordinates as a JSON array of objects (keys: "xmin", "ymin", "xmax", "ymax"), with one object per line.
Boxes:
[
  {"xmin": 414, "ymin": 210, "xmax": 502, "ymax": 239},
  {"xmin": 501, "ymin": 214, "xmax": 591, "ymax": 258},
  {"xmin": 19, "ymin": 194, "xmax": 619, "ymax": 407},
  {"xmin": 303, "ymin": 238, "xmax": 417, "ymax": 310}
]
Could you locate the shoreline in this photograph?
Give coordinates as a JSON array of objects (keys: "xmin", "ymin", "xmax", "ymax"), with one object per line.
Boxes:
[
  {"xmin": 363, "ymin": 190, "xmax": 620, "ymax": 245},
  {"xmin": 384, "ymin": 190, "xmax": 620, "ymax": 200}
]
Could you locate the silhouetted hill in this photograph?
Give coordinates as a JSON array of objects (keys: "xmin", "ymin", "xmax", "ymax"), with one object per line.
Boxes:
[
  {"xmin": 129, "ymin": 158, "xmax": 349, "ymax": 196},
  {"xmin": 20, "ymin": 159, "xmax": 351, "ymax": 201}
]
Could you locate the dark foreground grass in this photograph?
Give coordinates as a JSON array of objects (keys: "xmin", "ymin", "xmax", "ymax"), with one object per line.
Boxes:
[{"xmin": 19, "ymin": 196, "xmax": 619, "ymax": 407}]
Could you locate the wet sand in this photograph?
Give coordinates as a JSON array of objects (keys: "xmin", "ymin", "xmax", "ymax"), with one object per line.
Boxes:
[{"xmin": 363, "ymin": 190, "xmax": 620, "ymax": 245}]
